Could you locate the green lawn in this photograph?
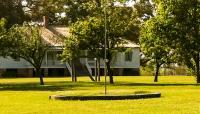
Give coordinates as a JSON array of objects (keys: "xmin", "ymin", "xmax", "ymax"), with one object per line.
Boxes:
[{"xmin": 0, "ymin": 76, "xmax": 200, "ymax": 114}]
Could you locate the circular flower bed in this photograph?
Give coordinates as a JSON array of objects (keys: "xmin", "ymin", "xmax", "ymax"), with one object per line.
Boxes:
[{"xmin": 50, "ymin": 92, "xmax": 161, "ymax": 100}]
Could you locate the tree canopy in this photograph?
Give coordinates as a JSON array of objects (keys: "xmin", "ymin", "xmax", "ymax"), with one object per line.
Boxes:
[
  {"xmin": 140, "ymin": 16, "xmax": 174, "ymax": 82},
  {"xmin": 61, "ymin": 0, "xmax": 141, "ymax": 83},
  {"xmin": 0, "ymin": 0, "xmax": 26, "ymax": 27},
  {"xmin": 142, "ymin": 0, "xmax": 200, "ymax": 82},
  {"xmin": 159, "ymin": 0, "xmax": 200, "ymax": 83},
  {"xmin": 0, "ymin": 18, "xmax": 8, "ymax": 56},
  {"xmin": 8, "ymin": 24, "xmax": 51, "ymax": 85}
]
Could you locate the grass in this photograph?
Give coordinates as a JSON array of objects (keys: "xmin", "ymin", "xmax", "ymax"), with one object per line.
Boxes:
[{"xmin": 0, "ymin": 76, "xmax": 200, "ymax": 114}]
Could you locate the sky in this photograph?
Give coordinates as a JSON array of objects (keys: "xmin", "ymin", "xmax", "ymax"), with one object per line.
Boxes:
[
  {"xmin": 21, "ymin": 0, "xmax": 138, "ymax": 7},
  {"xmin": 21, "ymin": 0, "xmax": 154, "ymax": 18},
  {"xmin": 115, "ymin": 0, "xmax": 154, "ymax": 7},
  {"xmin": 125, "ymin": 0, "xmax": 136, "ymax": 7},
  {"xmin": 21, "ymin": 0, "xmax": 27, "ymax": 6}
]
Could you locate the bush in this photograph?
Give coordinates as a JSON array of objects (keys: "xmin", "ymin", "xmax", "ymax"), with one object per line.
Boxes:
[
  {"xmin": 1, "ymin": 70, "xmax": 17, "ymax": 77},
  {"xmin": 140, "ymin": 66, "xmax": 154, "ymax": 76}
]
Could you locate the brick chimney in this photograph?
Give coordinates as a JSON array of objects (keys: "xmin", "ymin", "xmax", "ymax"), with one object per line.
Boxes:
[{"xmin": 43, "ymin": 16, "xmax": 48, "ymax": 27}]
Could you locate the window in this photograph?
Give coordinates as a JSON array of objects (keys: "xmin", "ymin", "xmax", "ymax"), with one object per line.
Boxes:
[
  {"xmin": 13, "ymin": 55, "xmax": 20, "ymax": 61},
  {"xmin": 125, "ymin": 51, "xmax": 133, "ymax": 62},
  {"xmin": 47, "ymin": 51, "xmax": 55, "ymax": 65},
  {"xmin": 56, "ymin": 51, "xmax": 62, "ymax": 61},
  {"xmin": 88, "ymin": 58, "xmax": 95, "ymax": 61}
]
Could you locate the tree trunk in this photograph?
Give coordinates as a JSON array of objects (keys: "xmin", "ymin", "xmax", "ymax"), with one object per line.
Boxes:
[
  {"xmin": 97, "ymin": 58, "xmax": 101, "ymax": 81},
  {"xmin": 71, "ymin": 60, "xmax": 77, "ymax": 82},
  {"xmin": 154, "ymin": 63, "xmax": 160, "ymax": 82},
  {"xmin": 196, "ymin": 70, "xmax": 200, "ymax": 83},
  {"xmin": 74, "ymin": 63, "xmax": 77, "ymax": 82},
  {"xmin": 195, "ymin": 54, "xmax": 200, "ymax": 83},
  {"xmin": 105, "ymin": 50, "xmax": 114, "ymax": 84},
  {"xmin": 95, "ymin": 58, "xmax": 97, "ymax": 81},
  {"xmin": 71, "ymin": 60, "xmax": 74, "ymax": 82},
  {"xmin": 193, "ymin": 3, "xmax": 200, "ymax": 83},
  {"xmin": 36, "ymin": 68, "xmax": 44, "ymax": 85},
  {"xmin": 106, "ymin": 60, "xmax": 114, "ymax": 84}
]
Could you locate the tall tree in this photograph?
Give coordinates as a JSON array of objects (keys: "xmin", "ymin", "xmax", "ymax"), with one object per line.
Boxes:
[
  {"xmin": 62, "ymin": 2, "xmax": 140, "ymax": 84},
  {"xmin": 8, "ymin": 24, "xmax": 51, "ymax": 85},
  {"xmin": 105, "ymin": 6, "xmax": 140, "ymax": 84},
  {"xmin": 24, "ymin": 0, "xmax": 98, "ymax": 25},
  {"xmin": 24, "ymin": 0, "xmax": 64, "ymax": 24},
  {"xmin": 134, "ymin": 0, "xmax": 155, "ymax": 21},
  {"xmin": 0, "ymin": 0, "xmax": 26, "ymax": 27},
  {"xmin": 61, "ymin": 35, "xmax": 80, "ymax": 82},
  {"xmin": 0, "ymin": 18, "xmax": 8, "ymax": 56},
  {"xmin": 140, "ymin": 16, "xmax": 174, "ymax": 82},
  {"xmin": 66, "ymin": 17, "xmax": 105, "ymax": 82},
  {"xmin": 156, "ymin": 0, "xmax": 200, "ymax": 83}
]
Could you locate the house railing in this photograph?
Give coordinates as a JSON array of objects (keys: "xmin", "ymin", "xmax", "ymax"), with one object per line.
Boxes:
[
  {"xmin": 85, "ymin": 62, "xmax": 92, "ymax": 76},
  {"xmin": 66, "ymin": 62, "xmax": 72, "ymax": 76},
  {"xmin": 87, "ymin": 60, "xmax": 104, "ymax": 68}
]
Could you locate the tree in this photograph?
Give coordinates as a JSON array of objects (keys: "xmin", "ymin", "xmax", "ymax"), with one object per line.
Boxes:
[
  {"xmin": 62, "ymin": 1, "xmax": 140, "ymax": 84},
  {"xmin": 0, "ymin": 0, "xmax": 26, "ymax": 27},
  {"xmin": 61, "ymin": 0, "xmax": 156, "ymax": 84},
  {"xmin": 134, "ymin": 0, "xmax": 155, "ymax": 21},
  {"xmin": 24, "ymin": 0, "xmax": 63, "ymax": 24},
  {"xmin": 8, "ymin": 24, "xmax": 51, "ymax": 85},
  {"xmin": 24, "ymin": 0, "xmax": 99, "ymax": 25},
  {"xmin": 66, "ymin": 17, "xmax": 105, "ymax": 82},
  {"xmin": 0, "ymin": 18, "xmax": 8, "ymax": 56},
  {"xmin": 155, "ymin": 0, "xmax": 200, "ymax": 83},
  {"xmin": 61, "ymin": 35, "xmax": 80, "ymax": 82},
  {"xmin": 140, "ymin": 17, "xmax": 174, "ymax": 82},
  {"xmin": 103, "ymin": 0, "xmax": 149, "ymax": 83}
]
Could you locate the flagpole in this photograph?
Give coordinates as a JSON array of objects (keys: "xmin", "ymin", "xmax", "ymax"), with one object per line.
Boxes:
[{"xmin": 104, "ymin": 0, "xmax": 108, "ymax": 95}]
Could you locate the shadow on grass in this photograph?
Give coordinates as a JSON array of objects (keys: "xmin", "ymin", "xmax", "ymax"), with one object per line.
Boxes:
[
  {"xmin": 0, "ymin": 80, "xmax": 199, "ymax": 91},
  {"xmin": 115, "ymin": 82, "xmax": 200, "ymax": 86},
  {"xmin": 0, "ymin": 81, "xmax": 100, "ymax": 91}
]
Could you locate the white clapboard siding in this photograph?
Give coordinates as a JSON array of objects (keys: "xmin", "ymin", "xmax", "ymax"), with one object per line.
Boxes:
[
  {"xmin": 87, "ymin": 47, "xmax": 140, "ymax": 68},
  {"xmin": 0, "ymin": 56, "xmax": 66, "ymax": 69}
]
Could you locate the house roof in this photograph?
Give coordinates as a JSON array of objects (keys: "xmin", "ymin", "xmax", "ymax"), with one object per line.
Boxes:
[
  {"xmin": 41, "ymin": 26, "xmax": 70, "ymax": 46},
  {"xmin": 124, "ymin": 40, "xmax": 140, "ymax": 48},
  {"xmin": 50, "ymin": 26, "xmax": 70, "ymax": 37},
  {"xmin": 118, "ymin": 39, "xmax": 140, "ymax": 48},
  {"xmin": 41, "ymin": 26, "xmax": 139, "ymax": 48}
]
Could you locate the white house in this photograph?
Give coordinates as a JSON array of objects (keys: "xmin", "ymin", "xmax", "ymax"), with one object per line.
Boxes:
[
  {"xmin": 85, "ymin": 41, "xmax": 140, "ymax": 76},
  {"xmin": 0, "ymin": 18, "xmax": 140, "ymax": 77}
]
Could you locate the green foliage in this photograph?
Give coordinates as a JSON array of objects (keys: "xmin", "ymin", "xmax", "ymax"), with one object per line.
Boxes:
[
  {"xmin": 106, "ymin": 6, "xmax": 140, "ymax": 44},
  {"xmin": 25, "ymin": 0, "xmax": 100, "ymax": 25},
  {"xmin": 0, "ymin": 18, "xmax": 7, "ymax": 41},
  {"xmin": 63, "ymin": 16, "xmax": 104, "ymax": 60},
  {"xmin": 0, "ymin": 0, "xmax": 26, "ymax": 27},
  {"xmin": 134, "ymin": 0, "xmax": 155, "ymax": 21},
  {"xmin": 140, "ymin": 66, "xmax": 154, "ymax": 76},
  {"xmin": 62, "ymin": 1, "xmax": 141, "ymax": 84},
  {"xmin": 139, "ymin": 1, "xmax": 177, "ymax": 81},
  {"xmin": 140, "ymin": 16, "xmax": 174, "ymax": 80},
  {"xmin": 0, "ymin": 18, "xmax": 7, "ymax": 28},
  {"xmin": 156, "ymin": 0, "xmax": 200, "ymax": 82},
  {"xmin": 25, "ymin": 0, "xmax": 66, "ymax": 24},
  {"xmin": 7, "ymin": 24, "xmax": 51, "ymax": 84},
  {"xmin": 8, "ymin": 24, "xmax": 50, "ymax": 68},
  {"xmin": 0, "ymin": 18, "xmax": 8, "ymax": 56},
  {"xmin": 61, "ymin": 35, "xmax": 80, "ymax": 61},
  {"xmin": 140, "ymin": 17, "xmax": 168, "ymax": 61},
  {"xmin": 1, "ymin": 70, "xmax": 17, "ymax": 78},
  {"xmin": 124, "ymin": 48, "xmax": 133, "ymax": 53},
  {"xmin": 62, "ymin": 3, "xmax": 140, "ymax": 59}
]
